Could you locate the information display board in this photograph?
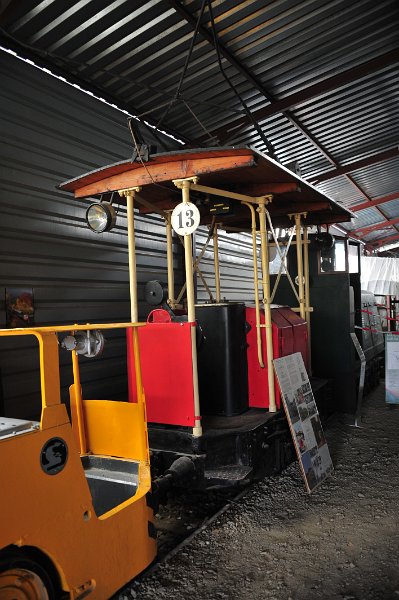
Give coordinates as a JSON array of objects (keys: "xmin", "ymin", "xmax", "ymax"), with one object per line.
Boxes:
[
  {"xmin": 386, "ymin": 333, "xmax": 399, "ymax": 404},
  {"xmin": 273, "ymin": 353, "xmax": 333, "ymax": 493}
]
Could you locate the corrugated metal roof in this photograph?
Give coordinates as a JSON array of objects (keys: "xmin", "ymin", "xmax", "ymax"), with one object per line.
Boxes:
[
  {"xmin": 378, "ymin": 198, "xmax": 399, "ymax": 219},
  {"xmin": 314, "ymin": 176, "xmax": 364, "ymax": 208},
  {"xmin": 0, "ymin": 0, "xmax": 398, "ymax": 249},
  {"xmin": 363, "ymin": 227, "xmax": 399, "ymax": 243},
  {"xmin": 349, "ymin": 157, "xmax": 399, "ymax": 200},
  {"xmin": 344, "ymin": 207, "xmax": 383, "ymax": 231}
]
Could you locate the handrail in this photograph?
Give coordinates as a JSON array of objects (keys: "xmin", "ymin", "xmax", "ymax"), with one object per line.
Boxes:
[
  {"xmin": 0, "ymin": 322, "xmax": 148, "ymax": 460},
  {"xmin": 0, "ymin": 322, "xmax": 145, "ymax": 336},
  {"xmin": 241, "ymin": 201, "xmax": 264, "ymax": 368}
]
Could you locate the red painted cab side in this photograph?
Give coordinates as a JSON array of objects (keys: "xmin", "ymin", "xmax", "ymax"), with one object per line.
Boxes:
[{"xmin": 127, "ymin": 316, "xmax": 196, "ymax": 427}]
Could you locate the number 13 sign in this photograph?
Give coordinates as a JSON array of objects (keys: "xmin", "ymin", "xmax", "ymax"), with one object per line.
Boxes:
[{"xmin": 171, "ymin": 202, "xmax": 201, "ymax": 236}]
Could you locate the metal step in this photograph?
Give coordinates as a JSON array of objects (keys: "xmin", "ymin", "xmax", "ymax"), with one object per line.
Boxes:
[{"xmin": 204, "ymin": 465, "xmax": 253, "ymax": 486}]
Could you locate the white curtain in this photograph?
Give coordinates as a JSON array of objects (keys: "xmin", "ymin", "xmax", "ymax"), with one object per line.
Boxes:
[{"xmin": 361, "ymin": 257, "xmax": 399, "ymax": 295}]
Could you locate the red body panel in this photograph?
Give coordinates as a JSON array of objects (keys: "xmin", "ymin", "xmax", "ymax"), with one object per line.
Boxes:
[
  {"xmin": 277, "ymin": 307, "xmax": 309, "ymax": 368},
  {"xmin": 127, "ymin": 305, "xmax": 308, "ymax": 426},
  {"xmin": 127, "ymin": 321, "xmax": 195, "ymax": 427},
  {"xmin": 246, "ymin": 306, "xmax": 308, "ymax": 409}
]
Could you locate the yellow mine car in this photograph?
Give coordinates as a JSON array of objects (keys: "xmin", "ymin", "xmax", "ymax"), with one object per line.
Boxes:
[{"xmin": 0, "ymin": 323, "xmax": 156, "ymax": 599}]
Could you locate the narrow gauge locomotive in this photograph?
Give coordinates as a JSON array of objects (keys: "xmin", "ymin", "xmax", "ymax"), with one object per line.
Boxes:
[
  {"xmin": 60, "ymin": 147, "xmax": 356, "ymax": 490},
  {"xmin": 271, "ymin": 237, "xmax": 384, "ymax": 415}
]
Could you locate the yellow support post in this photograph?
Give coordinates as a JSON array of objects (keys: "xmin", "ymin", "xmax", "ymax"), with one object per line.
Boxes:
[
  {"xmin": 213, "ymin": 223, "xmax": 221, "ymax": 302},
  {"xmin": 71, "ymin": 349, "xmax": 87, "ymax": 455},
  {"xmin": 119, "ymin": 187, "xmax": 141, "ymax": 323},
  {"xmin": 303, "ymin": 224, "xmax": 312, "ymax": 374},
  {"xmin": 131, "ymin": 326, "xmax": 150, "ymax": 463},
  {"xmin": 295, "ymin": 213, "xmax": 306, "ymax": 320},
  {"xmin": 165, "ymin": 210, "xmax": 176, "ymax": 309},
  {"xmin": 257, "ymin": 198, "xmax": 276, "ymax": 413},
  {"xmin": 180, "ymin": 180, "xmax": 196, "ymax": 323},
  {"xmin": 174, "ymin": 178, "xmax": 202, "ymax": 437},
  {"xmin": 242, "ymin": 201, "xmax": 264, "ymax": 368}
]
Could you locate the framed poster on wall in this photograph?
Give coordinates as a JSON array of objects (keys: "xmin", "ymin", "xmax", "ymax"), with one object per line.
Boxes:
[
  {"xmin": 273, "ymin": 352, "xmax": 333, "ymax": 493},
  {"xmin": 5, "ymin": 288, "xmax": 34, "ymax": 328}
]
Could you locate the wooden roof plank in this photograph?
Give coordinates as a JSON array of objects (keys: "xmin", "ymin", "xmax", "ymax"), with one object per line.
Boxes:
[{"xmin": 59, "ymin": 147, "xmax": 353, "ymax": 227}]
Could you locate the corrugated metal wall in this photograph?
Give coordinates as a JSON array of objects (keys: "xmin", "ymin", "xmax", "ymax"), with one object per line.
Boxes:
[
  {"xmin": 195, "ymin": 228, "xmax": 256, "ymax": 303},
  {"xmin": 0, "ymin": 51, "xmax": 180, "ymax": 418},
  {"xmin": 0, "ymin": 51, "xmax": 259, "ymax": 420}
]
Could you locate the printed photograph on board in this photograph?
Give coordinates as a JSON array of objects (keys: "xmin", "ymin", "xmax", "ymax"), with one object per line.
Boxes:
[
  {"xmin": 301, "ymin": 418, "xmax": 317, "ymax": 449},
  {"xmin": 285, "ymin": 393, "xmax": 300, "ymax": 424},
  {"xmin": 301, "ymin": 450, "xmax": 317, "ymax": 490},
  {"xmin": 293, "ymin": 421, "xmax": 307, "ymax": 454},
  {"xmin": 310, "ymin": 415, "xmax": 326, "ymax": 448},
  {"xmin": 318, "ymin": 442, "xmax": 333, "ymax": 475},
  {"xmin": 295, "ymin": 388, "xmax": 306, "ymax": 405},
  {"xmin": 311, "ymin": 452, "xmax": 324, "ymax": 483},
  {"xmin": 297, "ymin": 403, "xmax": 309, "ymax": 421},
  {"xmin": 305, "ymin": 397, "xmax": 317, "ymax": 417},
  {"xmin": 304, "ymin": 391, "xmax": 314, "ymax": 405}
]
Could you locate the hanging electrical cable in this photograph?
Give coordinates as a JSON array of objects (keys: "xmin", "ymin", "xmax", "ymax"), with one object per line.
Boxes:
[
  {"xmin": 206, "ymin": 0, "xmax": 277, "ymax": 160},
  {"xmin": 183, "ymin": 100, "xmax": 219, "ymax": 145},
  {"xmin": 1, "ymin": 6, "xmax": 275, "ymax": 157},
  {"xmin": 156, "ymin": 0, "xmax": 208, "ymax": 129}
]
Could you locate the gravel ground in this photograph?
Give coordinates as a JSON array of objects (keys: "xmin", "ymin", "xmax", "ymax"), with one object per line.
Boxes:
[{"xmin": 121, "ymin": 383, "xmax": 399, "ymax": 600}]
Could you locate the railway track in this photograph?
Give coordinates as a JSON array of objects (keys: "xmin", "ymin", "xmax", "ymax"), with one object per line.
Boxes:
[{"xmin": 114, "ymin": 485, "xmax": 252, "ymax": 600}]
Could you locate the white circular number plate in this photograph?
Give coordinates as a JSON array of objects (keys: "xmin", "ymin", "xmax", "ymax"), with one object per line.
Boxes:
[{"xmin": 171, "ymin": 202, "xmax": 200, "ymax": 236}]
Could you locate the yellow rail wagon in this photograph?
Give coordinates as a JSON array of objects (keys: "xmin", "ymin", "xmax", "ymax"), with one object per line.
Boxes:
[{"xmin": 0, "ymin": 322, "xmax": 156, "ymax": 599}]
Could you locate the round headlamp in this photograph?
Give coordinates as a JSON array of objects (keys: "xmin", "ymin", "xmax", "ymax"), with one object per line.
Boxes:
[{"xmin": 86, "ymin": 201, "xmax": 116, "ymax": 233}]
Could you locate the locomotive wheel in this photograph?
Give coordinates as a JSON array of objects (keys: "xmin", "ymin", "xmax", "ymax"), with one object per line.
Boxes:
[{"xmin": 0, "ymin": 552, "xmax": 55, "ymax": 600}]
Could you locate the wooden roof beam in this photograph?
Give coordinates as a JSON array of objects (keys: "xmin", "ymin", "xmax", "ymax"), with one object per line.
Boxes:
[
  {"xmin": 65, "ymin": 153, "xmax": 256, "ymax": 198},
  {"xmin": 235, "ymin": 182, "xmax": 300, "ymax": 195},
  {"xmin": 268, "ymin": 201, "xmax": 330, "ymax": 216}
]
